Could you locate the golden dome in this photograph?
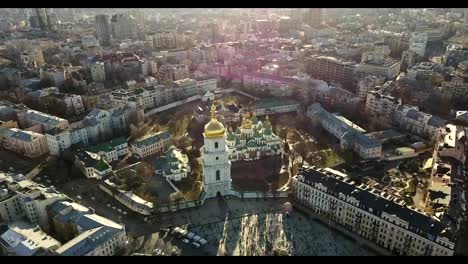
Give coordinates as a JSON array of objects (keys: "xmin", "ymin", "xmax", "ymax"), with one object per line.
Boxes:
[
  {"xmin": 242, "ymin": 111, "xmax": 253, "ymax": 129},
  {"xmin": 204, "ymin": 103, "xmax": 226, "ymax": 138}
]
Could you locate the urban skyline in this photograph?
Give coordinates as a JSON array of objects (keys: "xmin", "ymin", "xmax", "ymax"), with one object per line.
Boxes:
[{"xmin": 0, "ymin": 8, "xmax": 467, "ymax": 256}]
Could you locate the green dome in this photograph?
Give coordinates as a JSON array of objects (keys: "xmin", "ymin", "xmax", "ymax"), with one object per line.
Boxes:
[
  {"xmin": 252, "ymin": 115, "xmax": 258, "ymax": 124},
  {"xmin": 227, "ymin": 131, "xmax": 236, "ymax": 141},
  {"xmin": 254, "ymin": 130, "xmax": 262, "ymax": 138},
  {"xmin": 263, "ymin": 127, "xmax": 272, "ymax": 135},
  {"xmin": 235, "ymin": 127, "xmax": 241, "ymax": 134}
]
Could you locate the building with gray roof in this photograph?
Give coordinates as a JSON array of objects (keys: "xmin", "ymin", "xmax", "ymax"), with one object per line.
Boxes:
[
  {"xmin": 307, "ymin": 103, "xmax": 381, "ymax": 159},
  {"xmin": 293, "ymin": 166, "xmax": 457, "ymax": 256}
]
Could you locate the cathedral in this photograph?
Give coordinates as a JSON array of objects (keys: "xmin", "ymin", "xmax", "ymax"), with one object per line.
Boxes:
[{"xmin": 226, "ymin": 112, "xmax": 281, "ymax": 162}]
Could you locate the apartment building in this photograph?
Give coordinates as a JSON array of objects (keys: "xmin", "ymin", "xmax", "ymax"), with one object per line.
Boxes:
[
  {"xmin": 441, "ymin": 76, "xmax": 468, "ymax": 99},
  {"xmin": 365, "ymin": 90, "xmax": 401, "ymax": 124},
  {"xmin": 0, "ymin": 222, "xmax": 61, "ymax": 256},
  {"xmin": 85, "ymin": 137, "xmax": 129, "ymax": 163},
  {"xmin": 394, "ymin": 105, "xmax": 446, "ymax": 141},
  {"xmin": 0, "ymin": 180, "xmax": 67, "ymax": 230},
  {"xmin": 357, "ymin": 75, "xmax": 385, "ymax": 101},
  {"xmin": 49, "ymin": 200, "xmax": 127, "ymax": 256},
  {"xmin": 110, "ymin": 78, "xmax": 217, "ymax": 110},
  {"xmin": 357, "ymin": 59, "xmax": 401, "ymax": 80},
  {"xmin": 0, "ymin": 128, "xmax": 49, "ymax": 158},
  {"xmin": 17, "ymin": 109, "xmax": 68, "ymax": 133},
  {"xmin": 45, "ymin": 106, "xmax": 136, "ymax": 156},
  {"xmin": 292, "ymin": 166, "xmax": 456, "ymax": 256},
  {"xmin": 305, "ymin": 55, "xmax": 357, "ymax": 91},
  {"xmin": 407, "ymin": 62, "xmax": 435, "ymax": 81},
  {"xmin": 39, "ymin": 66, "xmax": 66, "ymax": 87}
]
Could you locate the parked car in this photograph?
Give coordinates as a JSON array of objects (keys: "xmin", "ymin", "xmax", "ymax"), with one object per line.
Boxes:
[
  {"xmin": 192, "ymin": 242, "xmax": 201, "ymax": 248},
  {"xmin": 182, "ymin": 239, "xmax": 190, "ymax": 244},
  {"xmin": 193, "ymin": 235, "xmax": 201, "ymax": 243},
  {"xmin": 186, "ymin": 232, "xmax": 195, "ymax": 240},
  {"xmin": 199, "ymin": 239, "xmax": 208, "ymax": 246}
]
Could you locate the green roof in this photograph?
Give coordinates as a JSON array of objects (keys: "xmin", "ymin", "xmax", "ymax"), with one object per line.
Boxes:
[
  {"xmin": 227, "ymin": 131, "xmax": 236, "ymax": 141},
  {"xmin": 263, "ymin": 127, "xmax": 272, "ymax": 135},
  {"xmin": 132, "ymin": 131, "xmax": 171, "ymax": 148},
  {"xmin": 251, "ymin": 115, "xmax": 258, "ymax": 124},
  {"xmin": 94, "ymin": 159, "xmax": 111, "ymax": 172},
  {"xmin": 247, "ymin": 140, "xmax": 257, "ymax": 148},
  {"xmin": 154, "ymin": 146, "xmax": 189, "ymax": 175},
  {"xmin": 86, "ymin": 137, "xmax": 128, "ymax": 154},
  {"xmin": 255, "ymin": 98, "xmax": 299, "ymax": 110},
  {"xmin": 254, "ymin": 130, "xmax": 262, "ymax": 138}
]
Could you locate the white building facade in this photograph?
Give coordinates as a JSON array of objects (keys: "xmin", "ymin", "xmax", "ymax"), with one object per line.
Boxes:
[
  {"xmin": 292, "ymin": 166, "xmax": 456, "ymax": 256},
  {"xmin": 202, "ymin": 104, "xmax": 232, "ymax": 199}
]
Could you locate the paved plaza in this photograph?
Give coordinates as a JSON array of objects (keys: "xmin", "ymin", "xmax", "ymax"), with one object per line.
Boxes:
[
  {"xmin": 187, "ymin": 210, "xmax": 375, "ymax": 256},
  {"xmin": 132, "ymin": 198, "xmax": 376, "ymax": 256},
  {"xmin": 45, "ymin": 180, "xmax": 377, "ymax": 256}
]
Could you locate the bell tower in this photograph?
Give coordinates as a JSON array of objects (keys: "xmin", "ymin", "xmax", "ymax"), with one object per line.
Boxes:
[{"xmin": 202, "ymin": 104, "xmax": 232, "ymax": 198}]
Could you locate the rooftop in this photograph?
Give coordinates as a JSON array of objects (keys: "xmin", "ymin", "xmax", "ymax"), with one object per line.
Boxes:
[
  {"xmin": 255, "ymin": 98, "xmax": 300, "ymax": 110},
  {"xmin": 131, "ymin": 131, "xmax": 171, "ymax": 148},
  {"xmin": 308, "ymin": 103, "xmax": 381, "ymax": 149},
  {"xmin": 86, "ymin": 137, "xmax": 128, "ymax": 154},
  {"xmin": 0, "ymin": 222, "xmax": 61, "ymax": 256},
  {"xmin": 296, "ymin": 166, "xmax": 455, "ymax": 244}
]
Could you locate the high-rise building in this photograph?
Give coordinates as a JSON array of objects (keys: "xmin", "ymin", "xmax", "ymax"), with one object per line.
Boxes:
[
  {"xmin": 305, "ymin": 55, "xmax": 357, "ymax": 91},
  {"xmin": 95, "ymin": 14, "xmax": 111, "ymax": 46},
  {"xmin": 110, "ymin": 13, "xmax": 139, "ymax": 40},
  {"xmin": 409, "ymin": 32, "xmax": 428, "ymax": 58},
  {"xmin": 34, "ymin": 8, "xmax": 48, "ymax": 31},
  {"xmin": 303, "ymin": 8, "xmax": 322, "ymax": 28}
]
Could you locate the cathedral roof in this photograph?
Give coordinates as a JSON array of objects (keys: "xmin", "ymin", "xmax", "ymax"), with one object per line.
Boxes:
[
  {"xmin": 227, "ymin": 131, "xmax": 236, "ymax": 141},
  {"xmin": 263, "ymin": 115, "xmax": 272, "ymax": 129},
  {"xmin": 242, "ymin": 112, "xmax": 253, "ymax": 129},
  {"xmin": 254, "ymin": 130, "xmax": 262, "ymax": 138},
  {"xmin": 251, "ymin": 114, "xmax": 258, "ymax": 124},
  {"xmin": 247, "ymin": 140, "xmax": 257, "ymax": 148}
]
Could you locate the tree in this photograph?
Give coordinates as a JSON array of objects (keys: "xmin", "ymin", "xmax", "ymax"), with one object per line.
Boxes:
[
  {"xmin": 39, "ymin": 78, "xmax": 54, "ymax": 89},
  {"xmin": 294, "ymin": 141, "xmax": 308, "ymax": 167},
  {"xmin": 170, "ymin": 191, "xmax": 185, "ymax": 203},
  {"xmin": 173, "ymin": 135, "xmax": 193, "ymax": 152}
]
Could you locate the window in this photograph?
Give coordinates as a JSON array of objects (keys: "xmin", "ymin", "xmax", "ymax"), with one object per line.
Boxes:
[
  {"xmin": 215, "ymin": 142, "xmax": 219, "ymax": 149},
  {"xmin": 216, "ymin": 170, "xmax": 220, "ymax": 181},
  {"xmin": 216, "ymin": 156, "xmax": 219, "ymax": 160}
]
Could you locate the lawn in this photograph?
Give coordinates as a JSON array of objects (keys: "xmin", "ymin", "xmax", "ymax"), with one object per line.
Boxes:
[{"xmin": 323, "ymin": 149, "xmax": 343, "ymax": 167}]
